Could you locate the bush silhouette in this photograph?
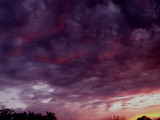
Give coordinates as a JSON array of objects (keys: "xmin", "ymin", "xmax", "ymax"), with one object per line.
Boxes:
[
  {"xmin": 0, "ymin": 109, "xmax": 57, "ymax": 120},
  {"xmin": 137, "ymin": 116, "xmax": 151, "ymax": 120}
]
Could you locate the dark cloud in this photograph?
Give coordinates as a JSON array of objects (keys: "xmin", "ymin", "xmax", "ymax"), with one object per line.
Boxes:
[
  {"xmin": 0, "ymin": 0, "xmax": 29, "ymax": 32},
  {"xmin": 86, "ymin": 0, "xmax": 105, "ymax": 8},
  {"xmin": 112, "ymin": 0, "xmax": 159, "ymax": 28}
]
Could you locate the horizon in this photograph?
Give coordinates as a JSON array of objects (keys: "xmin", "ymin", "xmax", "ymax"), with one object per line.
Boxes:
[{"xmin": 0, "ymin": 108, "xmax": 160, "ymax": 120}]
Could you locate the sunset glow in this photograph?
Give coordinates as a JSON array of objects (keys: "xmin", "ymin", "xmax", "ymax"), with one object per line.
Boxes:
[{"xmin": 131, "ymin": 113, "xmax": 160, "ymax": 120}]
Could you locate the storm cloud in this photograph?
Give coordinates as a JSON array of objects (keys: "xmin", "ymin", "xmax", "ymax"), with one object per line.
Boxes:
[{"xmin": 0, "ymin": 0, "xmax": 160, "ymax": 120}]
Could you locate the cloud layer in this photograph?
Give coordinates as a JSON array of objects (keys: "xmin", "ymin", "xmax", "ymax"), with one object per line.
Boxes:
[{"xmin": 1, "ymin": 0, "xmax": 160, "ymax": 120}]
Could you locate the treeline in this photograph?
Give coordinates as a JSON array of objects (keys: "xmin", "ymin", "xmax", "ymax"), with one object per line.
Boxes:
[
  {"xmin": 1, "ymin": 109, "xmax": 160, "ymax": 120},
  {"xmin": 0, "ymin": 109, "xmax": 57, "ymax": 120}
]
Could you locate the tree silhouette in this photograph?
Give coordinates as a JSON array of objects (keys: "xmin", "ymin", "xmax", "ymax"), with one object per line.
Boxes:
[
  {"xmin": 0, "ymin": 109, "xmax": 14, "ymax": 120},
  {"xmin": 137, "ymin": 116, "xmax": 151, "ymax": 120},
  {"xmin": 0, "ymin": 109, "xmax": 57, "ymax": 120},
  {"xmin": 46, "ymin": 112, "xmax": 57, "ymax": 120},
  {"xmin": 13, "ymin": 112, "xmax": 27, "ymax": 120}
]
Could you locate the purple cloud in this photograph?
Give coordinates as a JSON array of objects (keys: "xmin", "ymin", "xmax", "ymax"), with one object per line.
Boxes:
[{"xmin": 1, "ymin": 0, "xmax": 160, "ymax": 119}]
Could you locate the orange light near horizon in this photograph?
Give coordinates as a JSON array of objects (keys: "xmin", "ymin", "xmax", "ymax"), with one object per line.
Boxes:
[
  {"xmin": 108, "ymin": 90, "xmax": 160, "ymax": 120},
  {"xmin": 130, "ymin": 112, "xmax": 160, "ymax": 120}
]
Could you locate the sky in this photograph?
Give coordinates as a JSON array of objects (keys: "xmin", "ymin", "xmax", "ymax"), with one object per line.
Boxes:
[{"xmin": 0, "ymin": 0, "xmax": 160, "ymax": 120}]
